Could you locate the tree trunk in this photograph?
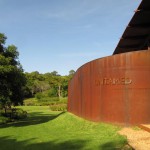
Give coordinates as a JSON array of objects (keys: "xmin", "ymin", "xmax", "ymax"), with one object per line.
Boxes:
[
  {"xmin": 58, "ymin": 85, "xmax": 61, "ymax": 98},
  {"xmin": 4, "ymin": 106, "xmax": 7, "ymax": 115}
]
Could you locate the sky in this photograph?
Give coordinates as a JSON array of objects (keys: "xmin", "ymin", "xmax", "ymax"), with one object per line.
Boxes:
[{"xmin": 0, "ymin": 0, "xmax": 141, "ymax": 75}]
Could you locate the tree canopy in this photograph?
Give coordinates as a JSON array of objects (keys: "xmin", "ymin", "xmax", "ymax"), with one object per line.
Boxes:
[
  {"xmin": 24, "ymin": 70, "xmax": 75, "ymax": 99},
  {"xmin": 0, "ymin": 33, "xmax": 26, "ymax": 109}
]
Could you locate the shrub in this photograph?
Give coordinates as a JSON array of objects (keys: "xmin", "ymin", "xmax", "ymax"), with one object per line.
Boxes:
[
  {"xmin": 35, "ymin": 93, "xmax": 43, "ymax": 100},
  {"xmin": 48, "ymin": 88, "xmax": 58, "ymax": 97},
  {"xmin": 24, "ymin": 98, "xmax": 38, "ymax": 106},
  {"xmin": 24, "ymin": 97, "xmax": 67, "ymax": 106},
  {"xmin": 12, "ymin": 108, "xmax": 27, "ymax": 119},
  {"xmin": 0, "ymin": 107, "xmax": 27, "ymax": 125},
  {"xmin": 0, "ymin": 108, "xmax": 13, "ymax": 118},
  {"xmin": 49, "ymin": 104, "xmax": 67, "ymax": 111},
  {"xmin": 0, "ymin": 116, "xmax": 10, "ymax": 124},
  {"xmin": 59, "ymin": 97, "xmax": 68, "ymax": 103},
  {"xmin": 36, "ymin": 97, "xmax": 59, "ymax": 104},
  {"xmin": 41, "ymin": 97, "xmax": 59, "ymax": 102}
]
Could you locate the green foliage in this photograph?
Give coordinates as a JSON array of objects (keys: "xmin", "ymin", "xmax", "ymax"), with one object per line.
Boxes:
[
  {"xmin": 35, "ymin": 90, "xmax": 59, "ymax": 101},
  {"xmin": 0, "ymin": 33, "xmax": 26, "ymax": 108},
  {"xmin": 43, "ymin": 97, "xmax": 59, "ymax": 102},
  {"xmin": 0, "ymin": 116, "xmax": 9, "ymax": 124},
  {"xmin": 49, "ymin": 104, "xmax": 67, "ymax": 111},
  {"xmin": 24, "ymin": 97, "xmax": 67, "ymax": 107},
  {"xmin": 11, "ymin": 108, "xmax": 27, "ymax": 119},
  {"xmin": 50, "ymin": 71, "xmax": 60, "ymax": 76},
  {"xmin": 69, "ymin": 69, "xmax": 75, "ymax": 77},
  {"xmin": 37, "ymin": 97, "xmax": 60, "ymax": 106},
  {"xmin": 48, "ymin": 88, "xmax": 58, "ymax": 97},
  {"xmin": 35, "ymin": 93, "xmax": 43, "ymax": 100},
  {"xmin": 24, "ymin": 70, "xmax": 75, "ymax": 99},
  {"xmin": 49, "ymin": 97, "xmax": 67, "ymax": 111},
  {"xmin": 0, "ymin": 107, "xmax": 27, "ymax": 124},
  {"xmin": 0, "ymin": 33, "xmax": 7, "ymax": 45},
  {"xmin": 58, "ymin": 97, "xmax": 68, "ymax": 103},
  {"xmin": 23, "ymin": 98, "xmax": 38, "ymax": 106}
]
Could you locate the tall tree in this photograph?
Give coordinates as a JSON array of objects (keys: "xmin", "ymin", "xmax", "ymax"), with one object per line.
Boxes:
[
  {"xmin": 0, "ymin": 33, "xmax": 26, "ymax": 110},
  {"xmin": 69, "ymin": 70, "xmax": 75, "ymax": 76}
]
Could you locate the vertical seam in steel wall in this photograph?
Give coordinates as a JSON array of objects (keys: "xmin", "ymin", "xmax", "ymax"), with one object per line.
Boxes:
[
  {"xmin": 99, "ymin": 60, "xmax": 103, "ymax": 121},
  {"xmin": 80, "ymin": 69, "xmax": 83, "ymax": 118},
  {"xmin": 71, "ymin": 80, "xmax": 74, "ymax": 112},
  {"xmin": 68, "ymin": 81, "xmax": 70, "ymax": 111},
  {"xmin": 125, "ymin": 53, "xmax": 130, "ymax": 125},
  {"xmin": 91, "ymin": 62, "xmax": 93, "ymax": 121},
  {"xmin": 90, "ymin": 62, "xmax": 92, "ymax": 120},
  {"xmin": 89, "ymin": 62, "xmax": 92, "ymax": 120},
  {"xmin": 68, "ymin": 81, "xmax": 71, "ymax": 112},
  {"xmin": 70, "ymin": 81, "xmax": 73, "ymax": 112}
]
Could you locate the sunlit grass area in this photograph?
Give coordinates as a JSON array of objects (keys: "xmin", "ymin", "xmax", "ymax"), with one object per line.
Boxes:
[{"xmin": 0, "ymin": 106, "xmax": 127, "ymax": 150}]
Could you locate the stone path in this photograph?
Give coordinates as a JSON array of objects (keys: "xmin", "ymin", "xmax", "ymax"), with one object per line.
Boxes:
[{"xmin": 118, "ymin": 127, "xmax": 150, "ymax": 150}]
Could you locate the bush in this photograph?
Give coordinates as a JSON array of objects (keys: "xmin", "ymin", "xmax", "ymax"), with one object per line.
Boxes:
[
  {"xmin": 0, "ymin": 108, "xmax": 13, "ymax": 118},
  {"xmin": 48, "ymin": 88, "xmax": 58, "ymax": 97},
  {"xmin": 24, "ymin": 97, "xmax": 67, "ymax": 106},
  {"xmin": 0, "ymin": 106, "xmax": 27, "ymax": 125},
  {"xmin": 0, "ymin": 108, "xmax": 27, "ymax": 123},
  {"xmin": 35, "ymin": 93, "xmax": 43, "ymax": 100},
  {"xmin": 36, "ymin": 97, "xmax": 60, "ymax": 105},
  {"xmin": 40, "ymin": 97, "xmax": 59, "ymax": 102},
  {"xmin": 59, "ymin": 97, "xmax": 67, "ymax": 103},
  {"xmin": 24, "ymin": 98, "xmax": 38, "ymax": 106},
  {"xmin": 12, "ymin": 108, "xmax": 27, "ymax": 119},
  {"xmin": 0, "ymin": 116, "xmax": 10, "ymax": 124},
  {"xmin": 49, "ymin": 104, "xmax": 67, "ymax": 111}
]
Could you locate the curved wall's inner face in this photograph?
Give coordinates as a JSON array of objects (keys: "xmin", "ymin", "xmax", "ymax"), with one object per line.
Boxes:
[{"xmin": 68, "ymin": 50, "xmax": 150, "ymax": 125}]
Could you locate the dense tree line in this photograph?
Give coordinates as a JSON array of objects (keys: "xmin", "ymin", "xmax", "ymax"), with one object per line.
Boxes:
[{"xmin": 24, "ymin": 70, "xmax": 75, "ymax": 99}]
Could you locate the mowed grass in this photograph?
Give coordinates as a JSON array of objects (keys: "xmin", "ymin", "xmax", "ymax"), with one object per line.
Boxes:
[{"xmin": 0, "ymin": 106, "xmax": 127, "ymax": 150}]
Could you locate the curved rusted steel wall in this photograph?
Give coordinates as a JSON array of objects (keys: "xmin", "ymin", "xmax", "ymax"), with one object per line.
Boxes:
[{"xmin": 68, "ymin": 50, "xmax": 150, "ymax": 125}]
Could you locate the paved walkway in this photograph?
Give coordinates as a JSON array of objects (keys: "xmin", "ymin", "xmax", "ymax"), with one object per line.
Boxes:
[{"xmin": 118, "ymin": 127, "xmax": 150, "ymax": 150}]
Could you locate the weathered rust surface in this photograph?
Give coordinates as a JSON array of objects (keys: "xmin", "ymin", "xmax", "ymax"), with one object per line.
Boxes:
[{"xmin": 68, "ymin": 50, "xmax": 150, "ymax": 125}]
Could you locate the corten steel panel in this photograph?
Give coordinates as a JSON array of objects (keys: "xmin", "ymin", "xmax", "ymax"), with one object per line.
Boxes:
[
  {"xmin": 101, "ymin": 55, "xmax": 127, "ymax": 124},
  {"xmin": 68, "ymin": 50, "xmax": 150, "ymax": 125},
  {"xmin": 90, "ymin": 60, "xmax": 102, "ymax": 121},
  {"xmin": 81, "ymin": 64, "xmax": 91, "ymax": 120}
]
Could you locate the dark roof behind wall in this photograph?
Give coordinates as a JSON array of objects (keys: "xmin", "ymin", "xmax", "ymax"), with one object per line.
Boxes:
[{"xmin": 113, "ymin": 0, "xmax": 150, "ymax": 55}]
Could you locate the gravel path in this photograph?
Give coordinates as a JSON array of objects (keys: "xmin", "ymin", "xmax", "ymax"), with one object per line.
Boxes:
[{"xmin": 118, "ymin": 127, "xmax": 150, "ymax": 150}]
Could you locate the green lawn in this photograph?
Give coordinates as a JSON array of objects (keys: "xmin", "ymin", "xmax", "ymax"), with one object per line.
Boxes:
[{"xmin": 0, "ymin": 106, "xmax": 127, "ymax": 150}]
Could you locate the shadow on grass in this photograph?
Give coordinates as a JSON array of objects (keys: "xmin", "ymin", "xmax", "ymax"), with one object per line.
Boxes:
[
  {"xmin": 0, "ymin": 111, "xmax": 65, "ymax": 128},
  {"xmin": 99, "ymin": 141, "xmax": 129, "ymax": 150},
  {"xmin": 0, "ymin": 136, "xmax": 88, "ymax": 150}
]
